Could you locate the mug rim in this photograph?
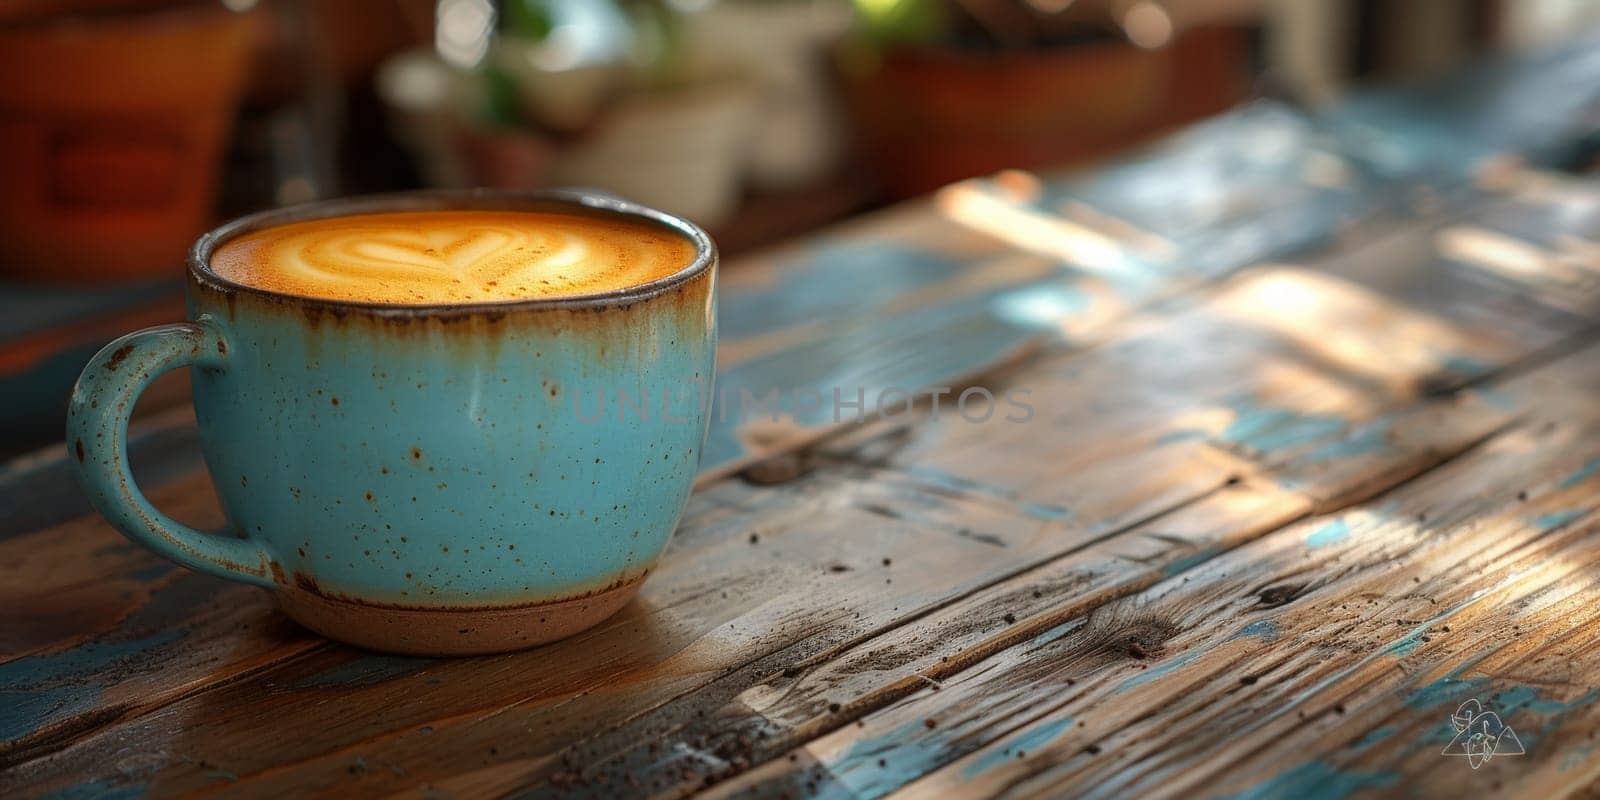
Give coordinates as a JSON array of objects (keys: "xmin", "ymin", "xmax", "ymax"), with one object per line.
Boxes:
[{"xmin": 188, "ymin": 188, "xmax": 717, "ymax": 316}]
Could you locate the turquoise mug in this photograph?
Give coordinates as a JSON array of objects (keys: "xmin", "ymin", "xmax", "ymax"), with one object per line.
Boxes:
[{"xmin": 66, "ymin": 190, "xmax": 717, "ymax": 655}]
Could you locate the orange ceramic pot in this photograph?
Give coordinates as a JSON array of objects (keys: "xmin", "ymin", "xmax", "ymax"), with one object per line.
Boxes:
[
  {"xmin": 0, "ymin": 5, "xmax": 257, "ymax": 282},
  {"xmin": 838, "ymin": 37, "xmax": 1167, "ymax": 198}
]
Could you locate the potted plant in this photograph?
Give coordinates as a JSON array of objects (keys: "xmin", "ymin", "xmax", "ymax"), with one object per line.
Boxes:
[
  {"xmin": 379, "ymin": 0, "xmax": 759, "ymax": 226},
  {"xmin": 835, "ymin": 0, "xmax": 1249, "ymax": 198}
]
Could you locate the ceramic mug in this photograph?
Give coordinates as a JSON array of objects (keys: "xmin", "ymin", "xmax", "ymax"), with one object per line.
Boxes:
[{"xmin": 66, "ymin": 190, "xmax": 717, "ymax": 655}]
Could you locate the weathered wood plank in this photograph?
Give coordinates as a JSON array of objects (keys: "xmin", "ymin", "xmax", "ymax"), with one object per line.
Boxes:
[
  {"xmin": 0, "ymin": 468, "xmax": 324, "ymax": 766},
  {"xmin": 705, "ymin": 346, "xmax": 1600, "ymax": 800},
  {"xmin": 0, "ymin": 406, "xmax": 199, "ymax": 545},
  {"xmin": 0, "ymin": 281, "xmax": 185, "ymax": 460},
  {"xmin": 544, "ymin": 390, "xmax": 1517, "ymax": 800},
  {"xmin": 0, "ymin": 247, "xmax": 1543, "ymax": 798},
  {"xmin": 699, "ymin": 98, "xmax": 1480, "ymax": 480},
  {"xmin": 524, "ymin": 189, "xmax": 1600, "ymax": 798},
  {"xmin": 1327, "ymin": 30, "xmax": 1600, "ymax": 173}
]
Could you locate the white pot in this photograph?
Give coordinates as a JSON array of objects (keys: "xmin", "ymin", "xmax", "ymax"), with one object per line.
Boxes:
[
  {"xmin": 685, "ymin": 1, "xmax": 851, "ymax": 190},
  {"xmin": 491, "ymin": 37, "xmax": 625, "ymax": 134},
  {"xmin": 549, "ymin": 80, "xmax": 757, "ymax": 227}
]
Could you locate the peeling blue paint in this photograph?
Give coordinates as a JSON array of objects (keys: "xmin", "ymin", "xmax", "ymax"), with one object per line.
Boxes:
[
  {"xmin": 1470, "ymin": 385, "xmax": 1519, "ymax": 412},
  {"xmin": 1408, "ymin": 684, "xmax": 1600, "ymax": 750},
  {"xmin": 1018, "ymin": 503, "xmax": 1073, "ymax": 521},
  {"xmin": 992, "ymin": 284, "xmax": 1090, "ymax": 329},
  {"xmin": 1226, "ymin": 760, "xmax": 1398, "ymax": 800},
  {"xmin": 1220, "ymin": 399, "xmax": 1347, "ymax": 455},
  {"xmin": 962, "ymin": 717, "xmax": 1074, "ymax": 777},
  {"xmin": 1560, "ymin": 457, "xmax": 1600, "ymax": 489},
  {"xmin": 1118, "ymin": 651, "xmax": 1200, "ymax": 690},
  {"xmin": 1437, "ymin": 354, "xmax": 1496, "ymax": 379},
  {"xmin": 717, "ymin": 244, "xmax": 971, "ymax": 341},
  {"xmin": 1029, "ymin": 620, "xmax": 1079, "ymax": 648},
  {"xmin": 1351, "ymin": 725, "xmax": 1399, "ymax": 751},
  {"xmin": 904, "ymin": 465, "xmax": 1010, "ymax": 498},
  {"xmin": 1404, "ymin": 669, "xmax": 1488, "ymax": 712},
  {"xmin": 1156, "ymin": 429, "xmax": 1208, "ymax": 445},
  {"xmin": 827, "ymin": 719, "xmax": 958, "ymax": 800},
  {"xmin": 1305, "ymin": 519, "xmax": 1351, "ymax": 548},
  {"xmin": 1300, "ymin": 423, "xmax": 1393, "ymax": 464},
  {"xmin": 1535, "ymin": 510, "xmax": 1587, "ymax": 529},
  {"xmin": 1232, "ymin": 620, "xmax": 1281, "ymax": 642},
  {"xmin": 1380, "ymin": 630, "xmax": 1426, "ymax": 657},
  {"xmin": 0, "ymin": 630, "xmax": 184, "ymax": 743},
  {"xmin": 702, "ymin": 283, "xmax": 1046, "ymax": 474},
  {"xmin": 1492, "ymin": 685, "xmax": 1600, "ymax": 718},
  {"xmin": 1033, "ymin": 102, "xmax": 1396, "ymax": 282},
  {"xmin": 1162, "ymin": 546, "xmax": 1222, "ymax": 577}
]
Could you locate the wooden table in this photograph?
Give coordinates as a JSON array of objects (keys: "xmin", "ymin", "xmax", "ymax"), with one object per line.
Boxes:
[{"xmin": 8, "ymin": 44, "xmax": 1600, "ymax": 798}]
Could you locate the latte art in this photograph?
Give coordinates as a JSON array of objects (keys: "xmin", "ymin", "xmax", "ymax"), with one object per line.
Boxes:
[{"xmin": 210, "ymin": 210, "xmax": 696, "ymax": 304}]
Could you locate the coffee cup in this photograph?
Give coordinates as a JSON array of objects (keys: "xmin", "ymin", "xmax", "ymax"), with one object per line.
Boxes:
[{"xmin": 66, "ymin": 190, "xmax": 717, "ymax": 655}]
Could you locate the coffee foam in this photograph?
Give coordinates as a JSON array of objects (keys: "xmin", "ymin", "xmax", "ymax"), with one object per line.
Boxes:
[{"xmin": 209, "ymin": 210, "xmax": 697, "ymax": 304}]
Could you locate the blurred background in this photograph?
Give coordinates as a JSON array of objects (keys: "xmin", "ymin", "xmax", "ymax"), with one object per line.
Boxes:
[{"xmin": 3, "ymin": 0, "xmax": 1600, "ymax": 458}]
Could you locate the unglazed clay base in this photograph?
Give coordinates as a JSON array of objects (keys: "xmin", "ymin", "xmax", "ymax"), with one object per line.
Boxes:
[{"xmin": 273, "ymin": 574, "xmax": 646, "ymax": 656}]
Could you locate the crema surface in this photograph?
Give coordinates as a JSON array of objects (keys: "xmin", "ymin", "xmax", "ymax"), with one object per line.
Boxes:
[{"xmin": 209, "ymin": 210, "xmax": 697, "ymax": 304}]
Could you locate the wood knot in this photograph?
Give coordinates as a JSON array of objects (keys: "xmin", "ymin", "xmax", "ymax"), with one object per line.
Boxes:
[
  {"xmin": 1415, "ymin": 371, "xmax": 1465, "ymax": 398},
  {"xmin": 1257, "ymin": 584, "xmax": 1303, "ymax": 608},
  {"xmin": 1081, "ymin": 604, "xmax": 1180, "ymax": 661}
]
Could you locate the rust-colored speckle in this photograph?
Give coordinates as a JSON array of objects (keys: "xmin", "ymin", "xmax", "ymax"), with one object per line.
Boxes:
[
  {"xmin": 294, "ymin": 571, "xmax": 320, "ymax": 593},
  {"xmin": 104, "ymin": 344, "xmax": 135, "ymax": 371},
  {"xmin": 364, "ymin": 491, "xmax": 375, "ymax": 502},
  {"xmin": 410, "ymin": 447, "xmax": 423, "ymax": 461},
  {"xmin": 74, "ymin": 439, "xmax": 85, "ymax": 463},
  {"xmin": 216, "ymin": 339, "xmax": 227, "ymax": 355},
  {"xmin": 330, "ymin": 396, "xmax": 340, "ymax": 407}
]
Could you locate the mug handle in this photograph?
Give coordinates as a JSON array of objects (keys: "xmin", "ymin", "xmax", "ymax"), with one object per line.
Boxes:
[{"xmin": 66, "ymin": 321, "xmax": 278, "ymax": 588}]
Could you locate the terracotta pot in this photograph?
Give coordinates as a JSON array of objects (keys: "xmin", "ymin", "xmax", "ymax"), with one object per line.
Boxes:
[
  {"xmin": 0, "ymin": 5, "xmax": 257, "ymax": 282},
  {"xmin": 837, "ymin": 38, "xmax": 1167, "ymax": 198}
]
